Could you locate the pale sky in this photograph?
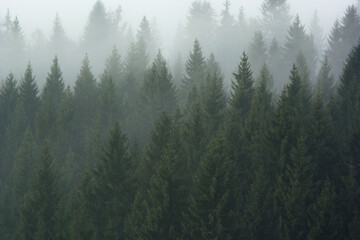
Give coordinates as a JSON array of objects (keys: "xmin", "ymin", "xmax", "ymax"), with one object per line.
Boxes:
[{"xmin": 0, "ymin": 0, "xmax": 357, "ymax": 44}]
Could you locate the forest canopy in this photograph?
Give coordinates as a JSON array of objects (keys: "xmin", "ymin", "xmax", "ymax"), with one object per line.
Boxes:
[{"xmin": 0, "ymin": 0, "xmax": 360, "ymax": 239}]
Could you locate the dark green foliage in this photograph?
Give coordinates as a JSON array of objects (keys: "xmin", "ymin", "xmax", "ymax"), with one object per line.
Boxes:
[
  {"xmin": 35, "ymin": 56, "xmax": 65, "ymax": 143},
  {"xmin": 143, "ymin": 51, "xmax": 177, "ymax": 128},
  {"xmin": 186, "ymin": 135, "xmax": 237, "ymax": 239},
  {"xmin": 202, "ymin": 71, "xmax": 226, "ymax": 135},
  {"xmin": 181, "ymin": 39, "xmax": 206, "ymax": 104},
  {"xmin": 316, "ymin": 55, "xmax": 335, "ymax": 104},
  {"xmin": 1, "ymin": 4, "xmax": 360, "ymax": 239},
  {"xmin": 19, "ymin": 63, "xmax": 40, "ymax": 126},
  {"xmin": 19, "ymin": 146, "xmax": 60, "ymax": 240}
]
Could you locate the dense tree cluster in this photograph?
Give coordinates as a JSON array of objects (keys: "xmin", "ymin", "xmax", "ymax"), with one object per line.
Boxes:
[{"xmin": 1, "ymin": 0, "xmax": 360, "ymax": 239}]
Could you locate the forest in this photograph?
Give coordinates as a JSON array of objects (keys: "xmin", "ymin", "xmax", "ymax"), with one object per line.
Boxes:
[{"xmin": 0, "ymin": 0, "xmax": 360, "ymax": 239}]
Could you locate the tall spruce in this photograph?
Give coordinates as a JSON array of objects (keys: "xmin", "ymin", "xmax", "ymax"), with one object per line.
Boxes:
[
  {"xmin": 19, "ymin": 146, "xmax": 60, "ymax": 240},
  {"xmin": 19, "ymin": 63, "xmax": 40, "ymax": 127}
]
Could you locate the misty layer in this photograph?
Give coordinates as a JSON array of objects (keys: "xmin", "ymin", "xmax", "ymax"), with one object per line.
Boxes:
[{"xmin": 0, "ymin": 0, "xmax": 360, "ymax": 239}]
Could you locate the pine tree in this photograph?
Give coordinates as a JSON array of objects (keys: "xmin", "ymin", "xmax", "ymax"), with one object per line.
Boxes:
[
  {"xmin": 308, "ymin": 179, "xmax": 342, "ymax": 240},
  {"xmin": 186, "ymin": 135, "xmax": 237, "ymax": 239},
  {"xmin": 328, "ymin": 6, "xmax": 360, "ymax": 78},
  {"xmin": 245, "ymin": 64, "xmax": 274, "ymax": 170},
  {"xmin": 19, "ymin": 63, "xmax": 40, "ymax": 127},
  {"xmin": 284, "ymin": 15, "xmax": 317, "ymax": 72},
  {"xmin": 183, "ymin": 102, "xmax": 208, "ymax": 176},
  {"xmin": 202, "ymin": 70, "xmax": 226, "ymax": 135},
  {"xmin": 310, "ymin": 11, "xmax": 325, "ymax": 59},
  {"xmin": 185, "ymin": 1, "xmax": 215, "ymax": 53},
  {"xmin": 143, "ymin": 51, "xmax": 177, "ymax": 128},
  {"xmin": 50, "ymin": 14, "xmax": 69, "ymax": 49},
  {"xmin": 19, "ymin": 146, "xmax": 60, "ymax": 240},
  {"xmin": 0, "ymin": 73, "xmax": 19, "ymax": 180},
  {"xmin": 35, "ymin": 56, "xmax": 65, "ymax": 142},
  {"xmin": 326, "ymin": 19, "xmax": 342, "ymax": 79},
  {"xmin": 242, "ymin": 166, "xmax": 275, "ymax": 240},
  {"xmin": 2, "ymin": 103, "xmax": 27, "ymax": 181},
  {"xmin": 73, "ymin": 54, "xmax": 98, "ymax": 151},
  {"xmin": 181, "ymin": 39, "xmax": 206, "ymax": 105},
  {"xmin": 315, "ymin": 55, "xmax": 335, "ymax": 104},
  {"xmin": 279, "ymin": 136, "xmax": 315, "ymax": 240},
  {"xmin": 96, "ymin": 74, "xmax": 120, "ymax": 134},
  {"xmin": 9, "ymin": 127, "xmax": 38, "ymax": 238},
  {"xmin": 142, "ymin": 144, "xmax": 185, "ymax": 239},
  {"xmin": 248, "ymin": 31, "xmax": 268, "ymax": 77},
  {"xmin": 103, "ymin": 46, "xmax": 124, "ymax": 87},
  {"xmin": 230, "ymin": 51, "xmax": 254, "ymax": 117},
  {"xmin": 125, "ymin": 37, "xmax": 149, "ymax": 85},
  {"xmin": 90, "ymin": 123, "xmax": 132, "ymax": 239},
  {"xmin": 260, "ymin": 0, "xmax": 291, "ymax": 42},
  {"xmin": 83, "ymin": 0, "xmax": 110, "ymax": 47}
]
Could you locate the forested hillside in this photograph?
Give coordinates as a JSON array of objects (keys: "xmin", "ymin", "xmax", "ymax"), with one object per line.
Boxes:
[{"xmin": 0, "ymin": 0, "xmax": 360, "ymax": 239}]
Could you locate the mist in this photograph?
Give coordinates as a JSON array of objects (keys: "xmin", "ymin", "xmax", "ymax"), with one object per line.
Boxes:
[{"xmin": 1, "ymin": 0, "xmax": 360, "ymax": 239}]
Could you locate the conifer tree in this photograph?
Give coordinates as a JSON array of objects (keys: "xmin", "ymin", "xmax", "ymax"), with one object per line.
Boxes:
[
  {"xmin": 83, "ymin": 0, "xmax": 110, "ymax": 47},
  {"xmin": 19, "ymin": 146, "xmax": 60, "ymax": 240},
  {"xmin": 142, "ymin": 144, "xmax": 185, "ymax": 239},
  {"xmin": 278, "ymin": 136, "xmax": 315, "ymax": 240},
  {"xmin": 245, "ymin": 64, "xmax": 274, "ymax": 170},
  {"xmin": 35, "ymin": 56, "xmax": 65, "ymax": 142},
  {"xmin": 0, "ymin": 73, "xmax": 19, "ymax": 179},
  {"xmin": 50, "ymin": 14, "xmax": 69, "ymax": 49},
  {"xmin": 284, "ymin": 15, "xmax": 317, "ymax": 72},
  {"xmin": 202, "ymin": 72, "xmax": 226, "ymax": 135},
  {"xmin": 73, "ymin": 54, "xmax": 98, "ymax": 151},
  {"xmin": 185, "ymin": 1, "xmax": 215, "ymax": 53},
  {"xmin": 19, "ymin": 63, "xmax": 40, "ymax": 127},
  {"xmin": 89, "ymin": 123, "xmax": 132, "ymax": 239},
  {"xmin": 248, "ymin": 31, "xmax": 268, "ymax": 77},
  {"xmin": 181, "ymin": 39, "xmax": 206, "ymax": 105},
  {"xmin": 260, "ymin": 0, "xmax": 291, "ymax": 42},
  {"xmin": 183, "ymin": 102, "xmax": 207, "ymax": 176},
  {"xmin": 125, "ymin": 37, "xmax": 149, "ymax": 85},
  {"xmin": 2, "ymin": 103, "xmax": 27, "ymax": 181},
  {"xmin": 9, "ymin": 127, "xmax": 37, "ymax": 238},
  {"xmin": 315, "ymin": 55, "xmax": 335, "ymax": 104},
  {"xmin": 143, "ymin": 51, "xmax": 177, "ymax": 128},
  {"xmin": 308, "ymin": 179, "xmax": 342, "ymax": 240},
  {"xmin": 103, "ymin": 46, "xmax": 124, "ymax": 87},
  {"xmin": 187, "ymin": 135, "xmax": 237, "ymax": 239}
]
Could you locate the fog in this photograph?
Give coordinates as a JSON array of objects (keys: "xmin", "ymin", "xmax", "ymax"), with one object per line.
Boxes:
[
  {"xmin": 1, "ymin": 0, "xmax": 356, "ymax": 47},
  {"xmin": 0, "ymin": 0, "xmax": 359, "ymax": 88},
  {"xmin": 2, "ymin": 1, "xmax": 360, "ymax": 238}
]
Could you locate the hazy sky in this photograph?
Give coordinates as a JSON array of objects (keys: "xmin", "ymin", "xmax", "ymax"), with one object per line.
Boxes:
[{"xmin": 0, "ymin": 0, "xmax": 357, "ymax": 45}]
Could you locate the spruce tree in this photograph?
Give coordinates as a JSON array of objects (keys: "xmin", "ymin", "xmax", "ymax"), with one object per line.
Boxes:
[
  {"xmin": 103, "ymin": 46, "xmax": 124, "ymax": 87},
  {"xmin": 9, "ymin": 127, "xmax": 38, "ymax": 238},
  {"xmin": 186, "ymin": 135, "xmax": 237, "ymax": 239},
  {"xmin": 202, "ymin": 72, "xmax": 226, "ymax": 135},
  {"xmin": 315, "ymin": 55, "xmax": 335, "ymax": 104},
  {"xmin": 19, "ymin": 146, "xmax": 60, "ymax": 240},
  {"xmin": 19, "ymin": 63, "xmax": 40, "ymax": 127},
  {"xmin": 73, "ymin": 54, "xmax": 98, "ymax": 152},
  {"xmin": 248, "ymin": 31, "xmax": 268, "ymax": 77},
  {"xmin": 90, "ymin": 123, "xmax": 132, "ymax": 239},
  {"xmin": 181, "ymin": 39, "xmax": 206, "ymax": 105},
  {"xmin": 143, "ymin": 51, "xmax": 177, "ymax": 129},
  {"xmin": 260, "ymin": 0, "xmax": 291, "ymax": 42},
  {"xmin": 35, "ymin": 56, "xmax": 65, "ymax": 142}
]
